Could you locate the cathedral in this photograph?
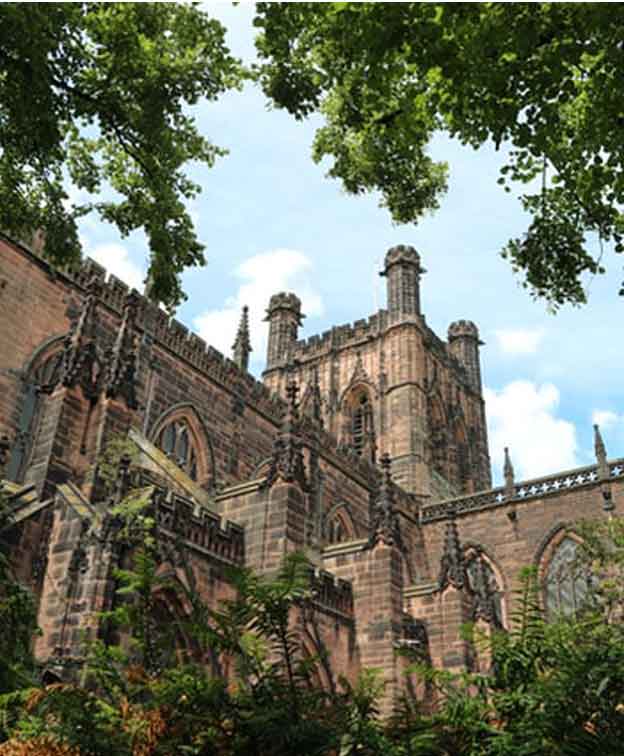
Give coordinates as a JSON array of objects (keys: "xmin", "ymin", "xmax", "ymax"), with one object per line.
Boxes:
[{"xmin": 1, "ymin": 233, "xmax": 622, "ymax": 711}]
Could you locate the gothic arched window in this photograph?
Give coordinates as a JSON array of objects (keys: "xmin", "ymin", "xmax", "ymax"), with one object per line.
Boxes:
[
  {"xmin": 158, "ymin": 420, "xmax": 198, "ymax": 481},
  {"xmin": 466, "ymin": 553, "xmax": 504, "ymax": 628},
  {"xmin": 8, "ymin": 346, "xmax": 63, "ymax": 482},
  {"xmin": 351, "ymin": 392, "xmax": 373, "ymax": 457},
  {"xmin": 327, "ymin": 516, "xmax": 347, "ymax": 545},
  {"xmin": 325, "ymin": 506, "xmax": 355, "ymax": 546},
  {"xmin": 544, "ymin": 537, "xmax": 593, "ymax": 617}
]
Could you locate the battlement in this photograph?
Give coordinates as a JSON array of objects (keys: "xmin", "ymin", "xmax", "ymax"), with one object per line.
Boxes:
[
  {"xmin": 9, "ymin": 240, "xmax": 287, "ymax": 424},
  {"xmin": 293, "ymin": 310, "xmax": 392, "ymax": 358},
  {"xmin": 448, "ymin": 319, "xmax": 480, "ymax": 342},
  {"xmin": 155, "ymin": 490, "xmax": 246, "ymax": 565},
  {"xmin": 308, "ymin": 566, "xmax": 354, "ymax": 618}
]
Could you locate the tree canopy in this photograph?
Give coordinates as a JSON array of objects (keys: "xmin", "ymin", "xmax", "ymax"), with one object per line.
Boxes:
[
  {"xmin": 0, "ymin": 3, "xmax": 243, "ymax": 308},
  {"xmin": 4, "ymin": 3, "xmax": 624, "ymax": 309},
  {"xmin": 255, "ymin": 3, "xmax": 624, "ymax": 308}
]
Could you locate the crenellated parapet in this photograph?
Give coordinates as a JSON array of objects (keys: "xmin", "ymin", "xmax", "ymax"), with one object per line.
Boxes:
[
  {"xmin": 9, "ymin": 239, "xmax": 287, "ymax": 424},
  {"xmin": 308, "ymin": 567, "xmax": 354, "ymax": 618},
  {"xmin": 124, "ymin": 468, "xmax": 245, "ymax": 564},
  {"xmin": 294, "ymin": 310, "xmax": 391, "ymax": 359}
]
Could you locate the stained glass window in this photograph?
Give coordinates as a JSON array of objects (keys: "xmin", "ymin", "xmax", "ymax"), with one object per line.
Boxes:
[
  {"xmin": 159, "ymin": 420, "xmax": 198, "ymax": 481},
  {"xmin": 544, "ymin": 537, "xmax": 593, "ymax": 616}
]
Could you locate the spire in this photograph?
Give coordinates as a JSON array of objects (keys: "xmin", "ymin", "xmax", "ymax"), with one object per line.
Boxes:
[
  {"xmin": 594, "ymin": 424, "xmax": 614, "ymax": 512},
  {"xmin": 105, "ymin": 290, "xmax": 140, "ymax": 409},
  {"xmin": 370, "ymin": 453, "xmax": 400, "ymax": 547},
  {"xmin": 232, "ymin": 305, "xmax": 252, "ymax": 372},
  {"xmin": 60, "ymin": 276, "xmax": 103, "ymax": 402},
  {"xmin": 594, "ymin": 424, "xmax": 608, "ymax": 477},
  {"xmin": 263, "ymin": 379, "xmax": 308, "ymax": 490},
  {"xmin": 503, "ymin": 446, "xmax": 515, "ymax": 498},
  {"xmin": 438, "ymin": 515, "xmax": 466, "ymax": 590}
]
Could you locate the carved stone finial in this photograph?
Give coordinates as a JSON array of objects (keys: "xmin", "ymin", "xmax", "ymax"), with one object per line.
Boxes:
[
  {"xmin": 310, "ymin": 366, "xmax": 324, "ymax": 429},
  {"xmin": 594, "ymin": 424, "xmax": 614, "ymax": 511},
  {"xmin": 594, "ymin": 424, "xmax": 608, "ymax": 476},
  {"xmin": 105, "ymin": 289, "xmax": 140, "ymax": 409},
  {"xmin": 263, "ymin": 379, "xmax": 308, "ymax": 490},
  {"xmin": 438, "ymin": 515, "xmax": 466, "ymax": 590},
  {"xmin": 232, "ymin": 305, "xmax": 252, "ymax": 372},
  {"xmin": 0, "ymin": 434, "xmax": 11, "ymax": 478},
  {"xmin": 503, "ymin": 447, "xmax": 515, "ymax": 498},
  {"xmin": 60, "ymin": 275, "xmax": 103, "ymax": 402},
  {"xmin": 370, "ymin": 453, "xmax": 400, "ymax": 547}
]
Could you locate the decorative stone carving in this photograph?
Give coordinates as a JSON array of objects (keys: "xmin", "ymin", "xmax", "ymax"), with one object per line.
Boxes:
[
  {"xmin": 503, "ymin": 447, "xmax": 515, "ymax": 498},
  {"xmin": 263, "ymin": 379, "xmax": 308, "ymax": 490},
  {"xmin": 60, "ymin": 276, "xmax": 104, "ymax": 403},
  {"xmin": 438, "ymin": 516, "xmax": 466, "ymax": 590},
  {"xmin": 594, "ymin": 424, "xmax": 614, "ymax": 512},
  {"xmin": 232, "ymin": 305, "xmax": 252, "ymax": 372},
  {"xmin": 468, "ymin": 554, "xmax": 502, "ymax": 628},
  {"xmin": 105, "ymin": 289, "xmax": 140, "ymax": 409},
  {"xmin": 370, "ymin": 453, "xmax": 401, "ymax": 547}
]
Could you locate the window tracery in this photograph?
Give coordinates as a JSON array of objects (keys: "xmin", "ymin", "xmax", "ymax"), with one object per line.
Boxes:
[
  {"xmin": 8, "ymin": 347, "xmax": 63, "ymax": 481},
  {"xmin": 347, "ymin": 390, "xmax": 374, "ymax": 459},
  {"xmin": 466, "ymin": 552, "xmax": 504, "ymax": 628},
  {"xmin": 158, "ymin": 419, "xmax": 198, "ymax": 481},
  {"xmin": 327, "ymin": 516, "xmax": 347, "ymax": 545},
  {"xmin": 325, "ymin": 505, "xmax": 355, "ymax": 546},
  {"xmin": 544, "ymin": 536, "xmax": 593, "ymax": 617}
]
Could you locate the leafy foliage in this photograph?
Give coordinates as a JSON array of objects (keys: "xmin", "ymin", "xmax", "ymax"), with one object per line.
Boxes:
[
  {"xmin": 0, "ymin": 3, "xmax": 244, "ymax": 308},
  {"xmin": 0, "ymin": 489, "xmax": 38, "ymax": 698},
  {"xmin": 4, "ymin": 488, "xmax": 624, "ymax": 755},
  {"xmin": 255, "ymin": 3, "xmax": 624, "ymax": 307}
]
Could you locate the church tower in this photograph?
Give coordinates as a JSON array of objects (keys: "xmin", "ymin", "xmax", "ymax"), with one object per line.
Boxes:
[{"xmin": 263, "ymin": 245, "xmax": 491, "ymax": 500}]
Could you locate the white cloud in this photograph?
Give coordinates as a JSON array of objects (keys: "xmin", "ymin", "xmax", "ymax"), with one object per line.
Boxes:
[
  {"xmin": 86, "ymin": 242, "xmax": 146, "ymax": 291},
  {"xmin": 592, "ymin": 409, "xmax": 620, "ymax": 431},
  {"xmin": 193, "ymin": 248, "xmax": 323, "ymax": 366},
  {"xmin": 485, "ymin": 380, "xmax": 578, "ymax": 482},
  {"xmin": 494, "ymin": 328, "xmax": 544, "ymax": 355}
]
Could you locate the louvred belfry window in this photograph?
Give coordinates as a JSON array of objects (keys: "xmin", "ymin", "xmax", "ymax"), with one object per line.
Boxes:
[{"xmin": 159, "ymin": 420, "xmax": 198, "ymax": 481}]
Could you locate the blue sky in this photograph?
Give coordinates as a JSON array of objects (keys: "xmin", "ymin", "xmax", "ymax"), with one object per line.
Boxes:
[{"xmin": 79, "ymin": 2, "xmax": 624, "ymax": 485}]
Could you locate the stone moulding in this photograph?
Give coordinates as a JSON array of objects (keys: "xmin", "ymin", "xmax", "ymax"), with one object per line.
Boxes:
[
  {"xmin": 421, "ymin": 458, "xmax": 624, "ymax": 524},
  {"xmin": 403, "ymin": 582, "xmax": 438, "ymax": 599},
  {"xmin": 321, "ymin": 537, "xmax": 369, "ymax": 558}
]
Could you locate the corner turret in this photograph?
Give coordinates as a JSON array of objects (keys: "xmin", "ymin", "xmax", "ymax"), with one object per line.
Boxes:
[
  {"xmin": 447, "ymin": 320, "xmax": 483, "ymax": 394},
  {"xmin": 264, "ymin": 292, "xmax": 304, "ymax": 371},
  {"xmin": 380, "ymin": 245, "xmax": 425, "ymax": 317}
]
